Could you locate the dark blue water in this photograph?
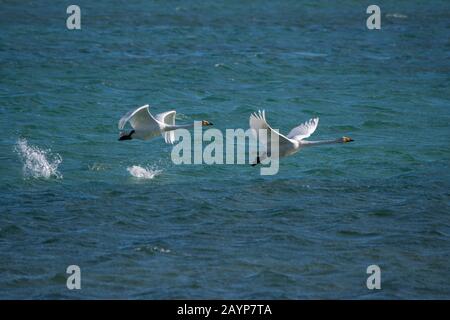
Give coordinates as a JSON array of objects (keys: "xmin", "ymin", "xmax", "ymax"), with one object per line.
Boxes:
[{"xmin": 0, "ymin": 1, "xmax": 449, "ymax": 299}]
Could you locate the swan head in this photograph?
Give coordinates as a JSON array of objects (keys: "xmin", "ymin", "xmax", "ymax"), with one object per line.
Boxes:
[
  {"xmin": 340, "ymin": 136, "xmax": 354, "ymax": 143},
  {"xmin": 119, "ymin": 130, "xmax": 135, "ymax": 141},
  {"xmin": 201, "ymin": 120, "xmax": 213, "ymax": 126}
]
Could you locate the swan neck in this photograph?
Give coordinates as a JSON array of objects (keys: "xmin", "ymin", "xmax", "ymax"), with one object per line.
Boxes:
[
  {"xmin": 301, "ymin": 139, "xmax": 340, "ymax": 147},
  {"xmin": 166, "ymin": 123, "xmax": 194, "ymax": 131}
]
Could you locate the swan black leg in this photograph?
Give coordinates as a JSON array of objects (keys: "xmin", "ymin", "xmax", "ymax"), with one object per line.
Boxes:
[{"xmin": 251, "ymin": 156, "xmax": 261, "ymax": 167}]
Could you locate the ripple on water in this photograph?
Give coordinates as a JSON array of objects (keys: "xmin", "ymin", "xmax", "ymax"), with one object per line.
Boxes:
[{"xmin": 135, "ymin": 245, "xmax": 171, "ymax": 254}]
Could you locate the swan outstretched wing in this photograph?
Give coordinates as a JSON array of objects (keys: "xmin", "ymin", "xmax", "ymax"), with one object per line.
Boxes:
[
  {"xmin": 155, "ymin": 110, "xmax": 177, "ymax": 144},
  {"xmin": 118, "ymin": 104, "xmax": 160, "ymax": 131},
  {"xmin": 249, "ymin": 110, "xmax": 293, "ymax": 147},
  {"xmin": 287, "ymin": 117, "xmax": 319, "ymax": 141}
]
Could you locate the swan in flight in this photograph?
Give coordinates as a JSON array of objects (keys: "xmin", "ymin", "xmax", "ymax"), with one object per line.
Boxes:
[
  {"xmin": 118, "ymin": 104, "xmax": 213, "ymax": 143},
  {"xmin": 249, "ymin": 110, "xmax": 353, "ymax": 165}
]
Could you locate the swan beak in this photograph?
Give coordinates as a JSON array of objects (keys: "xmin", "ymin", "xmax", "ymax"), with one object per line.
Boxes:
[{"xmin": 343, "ymin": 136, "xmax": 354, "ymax": 143}]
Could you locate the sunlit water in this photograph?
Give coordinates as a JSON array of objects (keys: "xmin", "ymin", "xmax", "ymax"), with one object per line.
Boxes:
[{"xmin": 0, "ymin": 1, "xmax": 449, "ymax": 299}]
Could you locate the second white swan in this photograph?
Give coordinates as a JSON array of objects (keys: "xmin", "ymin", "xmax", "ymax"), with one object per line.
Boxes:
[
  {"xmin": 118, "ymin": 104, "xmax": 213, "ymax": 144},
  {"xmin": 249, "ymin": 110, "xmax": 353, "ymax": 165}
]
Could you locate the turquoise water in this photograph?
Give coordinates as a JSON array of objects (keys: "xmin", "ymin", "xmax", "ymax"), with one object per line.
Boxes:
[{"xmin": 1, "ymin": 1, "xmax": 449, "ymax": 299}]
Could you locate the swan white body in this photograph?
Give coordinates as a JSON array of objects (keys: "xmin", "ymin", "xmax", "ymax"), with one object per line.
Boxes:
[
  {"xmin": 118, "ymin": 104, "xmax": 196, "ymax": 144},
  {"xmin": 249, "ymin": 110, "xmax": 353, "ymax": 164}
]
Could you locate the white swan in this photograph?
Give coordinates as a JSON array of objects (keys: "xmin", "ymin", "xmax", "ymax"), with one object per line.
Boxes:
[
  {"xmin": 118, "ymin": 104, "xmax": 213, "ymax": 143},
  {"xmin": 249, "ymin": 110, "xmax": 353, "ymax": 165}
]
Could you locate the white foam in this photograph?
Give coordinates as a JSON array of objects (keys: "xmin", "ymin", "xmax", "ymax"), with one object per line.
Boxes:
[
  {"xmin": 127, "ymin": 165, "xmax": 162, "ymax": 179},
  {"xmin": 15, "ymin": 138, "xmax": 62, "ymax": 179}
]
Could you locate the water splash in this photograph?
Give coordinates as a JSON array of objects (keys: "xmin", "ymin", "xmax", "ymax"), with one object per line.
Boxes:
[
  {"xmin": 127, "ymin": 165, "xmax": 162, "ymax": 179},
  {"xmin": 14, "ymin": 138, "xmax": 62, "ymax": 179}
]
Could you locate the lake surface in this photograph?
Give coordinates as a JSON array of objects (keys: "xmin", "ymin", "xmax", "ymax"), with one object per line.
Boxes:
[{"xmin": 0, "ymin": 0, "xmax": 449, "ymax": 299}]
